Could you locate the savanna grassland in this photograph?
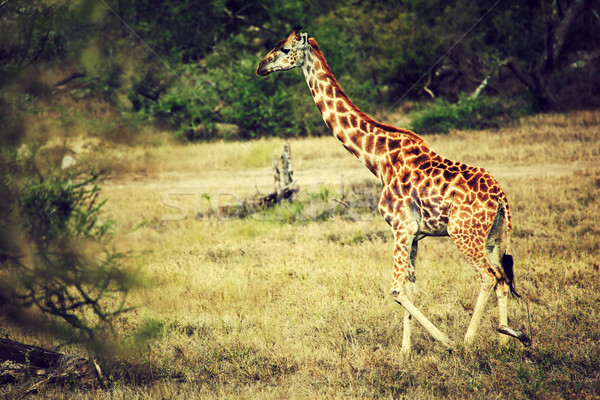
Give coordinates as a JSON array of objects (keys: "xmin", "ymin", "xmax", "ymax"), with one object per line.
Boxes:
[{"xmin": 6, "ymin": 111, "xmax": 600, "ymax": 399}]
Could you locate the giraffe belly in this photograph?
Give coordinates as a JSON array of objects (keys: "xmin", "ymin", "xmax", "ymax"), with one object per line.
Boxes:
[
  {"xmin": 410, "ymin": 193, "xmax": 451, "ymax": 237},
  {"xmin": 415, "ymin": 210, "xmax": 449, "ymax": 237}
]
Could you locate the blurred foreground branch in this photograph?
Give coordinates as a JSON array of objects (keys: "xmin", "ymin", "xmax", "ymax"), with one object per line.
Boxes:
[{"xmin": 0, "ymin": 142, "xmax": 137, "ymax": 353}]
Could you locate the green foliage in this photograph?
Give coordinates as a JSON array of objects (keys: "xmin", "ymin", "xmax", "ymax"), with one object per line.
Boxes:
[
  {"xmin": 118, "ymin": 1, "xmax": 226, "ymax": 63},
  {"xmin": 0, "ymin": 145, "xmax": 136, "ymax": 350},
  {"xmin": 0, "ymin": 0, "xmax": 106, "ymax": 76},
  {"xmin": 313, "ymin": 1, "xmax": 445, "ymax": 101},
  {"xmin": 133, "ymin": 317, "xmax": 166, "ymax": 342},
  {"xmin": 3, "ymin": 0, "xmax": 600, "ymax": 141},
  {"xmin": 21, "ymin": 165, "xmax": 108, "ymax": 242},
  {"xmin": 138, "ymin": 51, "xmax": 326, "ymax": 139},
  {"xmin": 217, "ymin": 58, "xmax": 325, "ymax": 138},
  {"xmin": 408, "ymin": 95, "xmax": 526, "ymax": 134}
]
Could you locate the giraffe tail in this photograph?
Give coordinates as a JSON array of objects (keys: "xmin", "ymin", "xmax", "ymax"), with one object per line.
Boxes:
[
  {"xmin": 498, "ymin": 200, "xmax": 520, "ymax": 298},
  {"xmin": 488, "ymin": 200, "xmax": 521, "ymax": 297},
  {"xmin": 501, "ymin": 253, "xmax": 520, "ymax": 298}
]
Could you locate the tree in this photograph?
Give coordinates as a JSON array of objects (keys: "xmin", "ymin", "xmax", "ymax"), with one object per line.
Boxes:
[{"xmin": 505, "ymin": 0, "xmax": 596, "ymax": 110}]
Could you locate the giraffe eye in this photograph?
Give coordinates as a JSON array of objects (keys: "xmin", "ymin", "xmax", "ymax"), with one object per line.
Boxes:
[{"xmin": 281, "ymin": 48, "xmax": 291, "ymax": 54}]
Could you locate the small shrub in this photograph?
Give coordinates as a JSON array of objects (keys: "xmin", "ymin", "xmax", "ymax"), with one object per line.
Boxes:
[{"xmin": 408, "ymin": 95, "xmax": 527, "ymax": 134}]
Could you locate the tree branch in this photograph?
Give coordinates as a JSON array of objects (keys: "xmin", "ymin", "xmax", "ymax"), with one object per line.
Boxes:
[
  {"xmin": 504, "ymin": 59, "xmax": 535, "ymax": 92},
  {"xmin": 53, "ymin": 73, "xmax": 86, "ymax": 88}
]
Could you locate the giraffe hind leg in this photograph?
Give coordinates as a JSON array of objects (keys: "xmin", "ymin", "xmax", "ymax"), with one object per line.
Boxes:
[
  {"xmin": 464, "ymin": 273, "xmax": 496, "ymax": 347},
  {"xmin": 495, "ymin": 280, "xmax": 532, "ymax": 346},
  {"xmin": 449, "ymin": 203, "xmax": 510, "ymax": 348},
  {"xmin": 495, "ymin": 272, "xmax": 531, "ymax": 346},
  {"xmin": 495, "ymin": 256, "xmax": 530, "ymax": 346}
]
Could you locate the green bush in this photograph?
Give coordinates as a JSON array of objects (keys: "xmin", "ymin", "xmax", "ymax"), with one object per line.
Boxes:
[
  {"xmin": 137, "ymin": 53, "xmax": 328, "ymax": 140},
  {"xmin": 219, "ymin": 58, "xmax": 327, "ymax": 139},
  {"xmin": 408, "ymin": 95, "xmax": 526, "ymax": 134}
]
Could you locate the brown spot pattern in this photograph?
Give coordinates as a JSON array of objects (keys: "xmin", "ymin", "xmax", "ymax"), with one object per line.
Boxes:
[
  {"xmin": 339, "ymin": 115, "xmax": 350, "ymax": 129},
  {"xmin": 336, "ymin": 101, "xmax": 348, "ymax": 113}
]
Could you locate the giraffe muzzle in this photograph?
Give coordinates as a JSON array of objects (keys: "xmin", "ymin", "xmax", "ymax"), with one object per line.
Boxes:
[{"xmin": 256, "ymin": 62, "xmax": 271, "ymax": 76}]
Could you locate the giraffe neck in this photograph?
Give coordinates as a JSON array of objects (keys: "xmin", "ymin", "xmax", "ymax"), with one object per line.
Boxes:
[{"xmin": 301, "ymin": 38, "xmax": 424, "ymax": 178}]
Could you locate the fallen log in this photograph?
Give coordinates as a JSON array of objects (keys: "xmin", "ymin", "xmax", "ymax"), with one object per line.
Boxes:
[
  {"xmin": 0, "ymin": 338, "xmax": 105, "ymax": 389},
  {"xmin": 0, "ymin": 338, "xmax": 65, "ymax": 369}
]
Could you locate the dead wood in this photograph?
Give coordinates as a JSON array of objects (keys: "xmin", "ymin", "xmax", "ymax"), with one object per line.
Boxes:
[{"xmin": 0, "ymin": 338, "xmax": 106, "ymax": 390}]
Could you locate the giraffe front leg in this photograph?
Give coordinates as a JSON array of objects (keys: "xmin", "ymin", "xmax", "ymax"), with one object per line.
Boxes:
[
  {"xmin": 393, "ymin": 292, "xmax": 455, "ymax": 351},
  {"xmin": 400, "ymin": 281, "xmax": 413, "ymax": 355},
  {"xmin": 388, "ymin": 231, "xmax": 415, "ymax": 355},
  {"xmin": 399, "ymin": 237, "xmax": 419, "ymax": 354},
  {"xmin": 390, "ymin": 232, "xmax": 454, "ymax": 353}
]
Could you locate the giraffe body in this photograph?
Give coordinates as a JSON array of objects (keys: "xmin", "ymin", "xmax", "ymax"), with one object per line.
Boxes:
[{"xmin": 257, "ymin": 27, "xmax": 531, "ymax": 352}]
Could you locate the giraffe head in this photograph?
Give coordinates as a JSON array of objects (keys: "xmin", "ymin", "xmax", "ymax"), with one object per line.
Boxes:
[{"xmin": 256, "ymin": 26, "xmax": 309, "ymax": 76}]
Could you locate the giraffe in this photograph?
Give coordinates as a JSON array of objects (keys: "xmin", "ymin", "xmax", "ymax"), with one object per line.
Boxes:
[{"xmin": 257, "ymin": 26, "xmax": 531, "ymax": 353}]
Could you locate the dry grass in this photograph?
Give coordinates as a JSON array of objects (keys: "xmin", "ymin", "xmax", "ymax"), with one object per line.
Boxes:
[{"xmin": 3, "ymin": 110, "xmax": 600, "ymax": 399}]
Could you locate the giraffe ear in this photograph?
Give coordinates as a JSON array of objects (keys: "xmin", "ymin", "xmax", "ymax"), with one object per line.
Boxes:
[{"xmin": 298, "ymin": 32, "xmax": 308, "ymax": 49}]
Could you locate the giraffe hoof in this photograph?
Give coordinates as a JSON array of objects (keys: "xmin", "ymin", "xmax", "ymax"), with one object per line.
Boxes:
[{"xmin": 498, "ymin": 326, "xmax": 532, "ymax": 347}]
